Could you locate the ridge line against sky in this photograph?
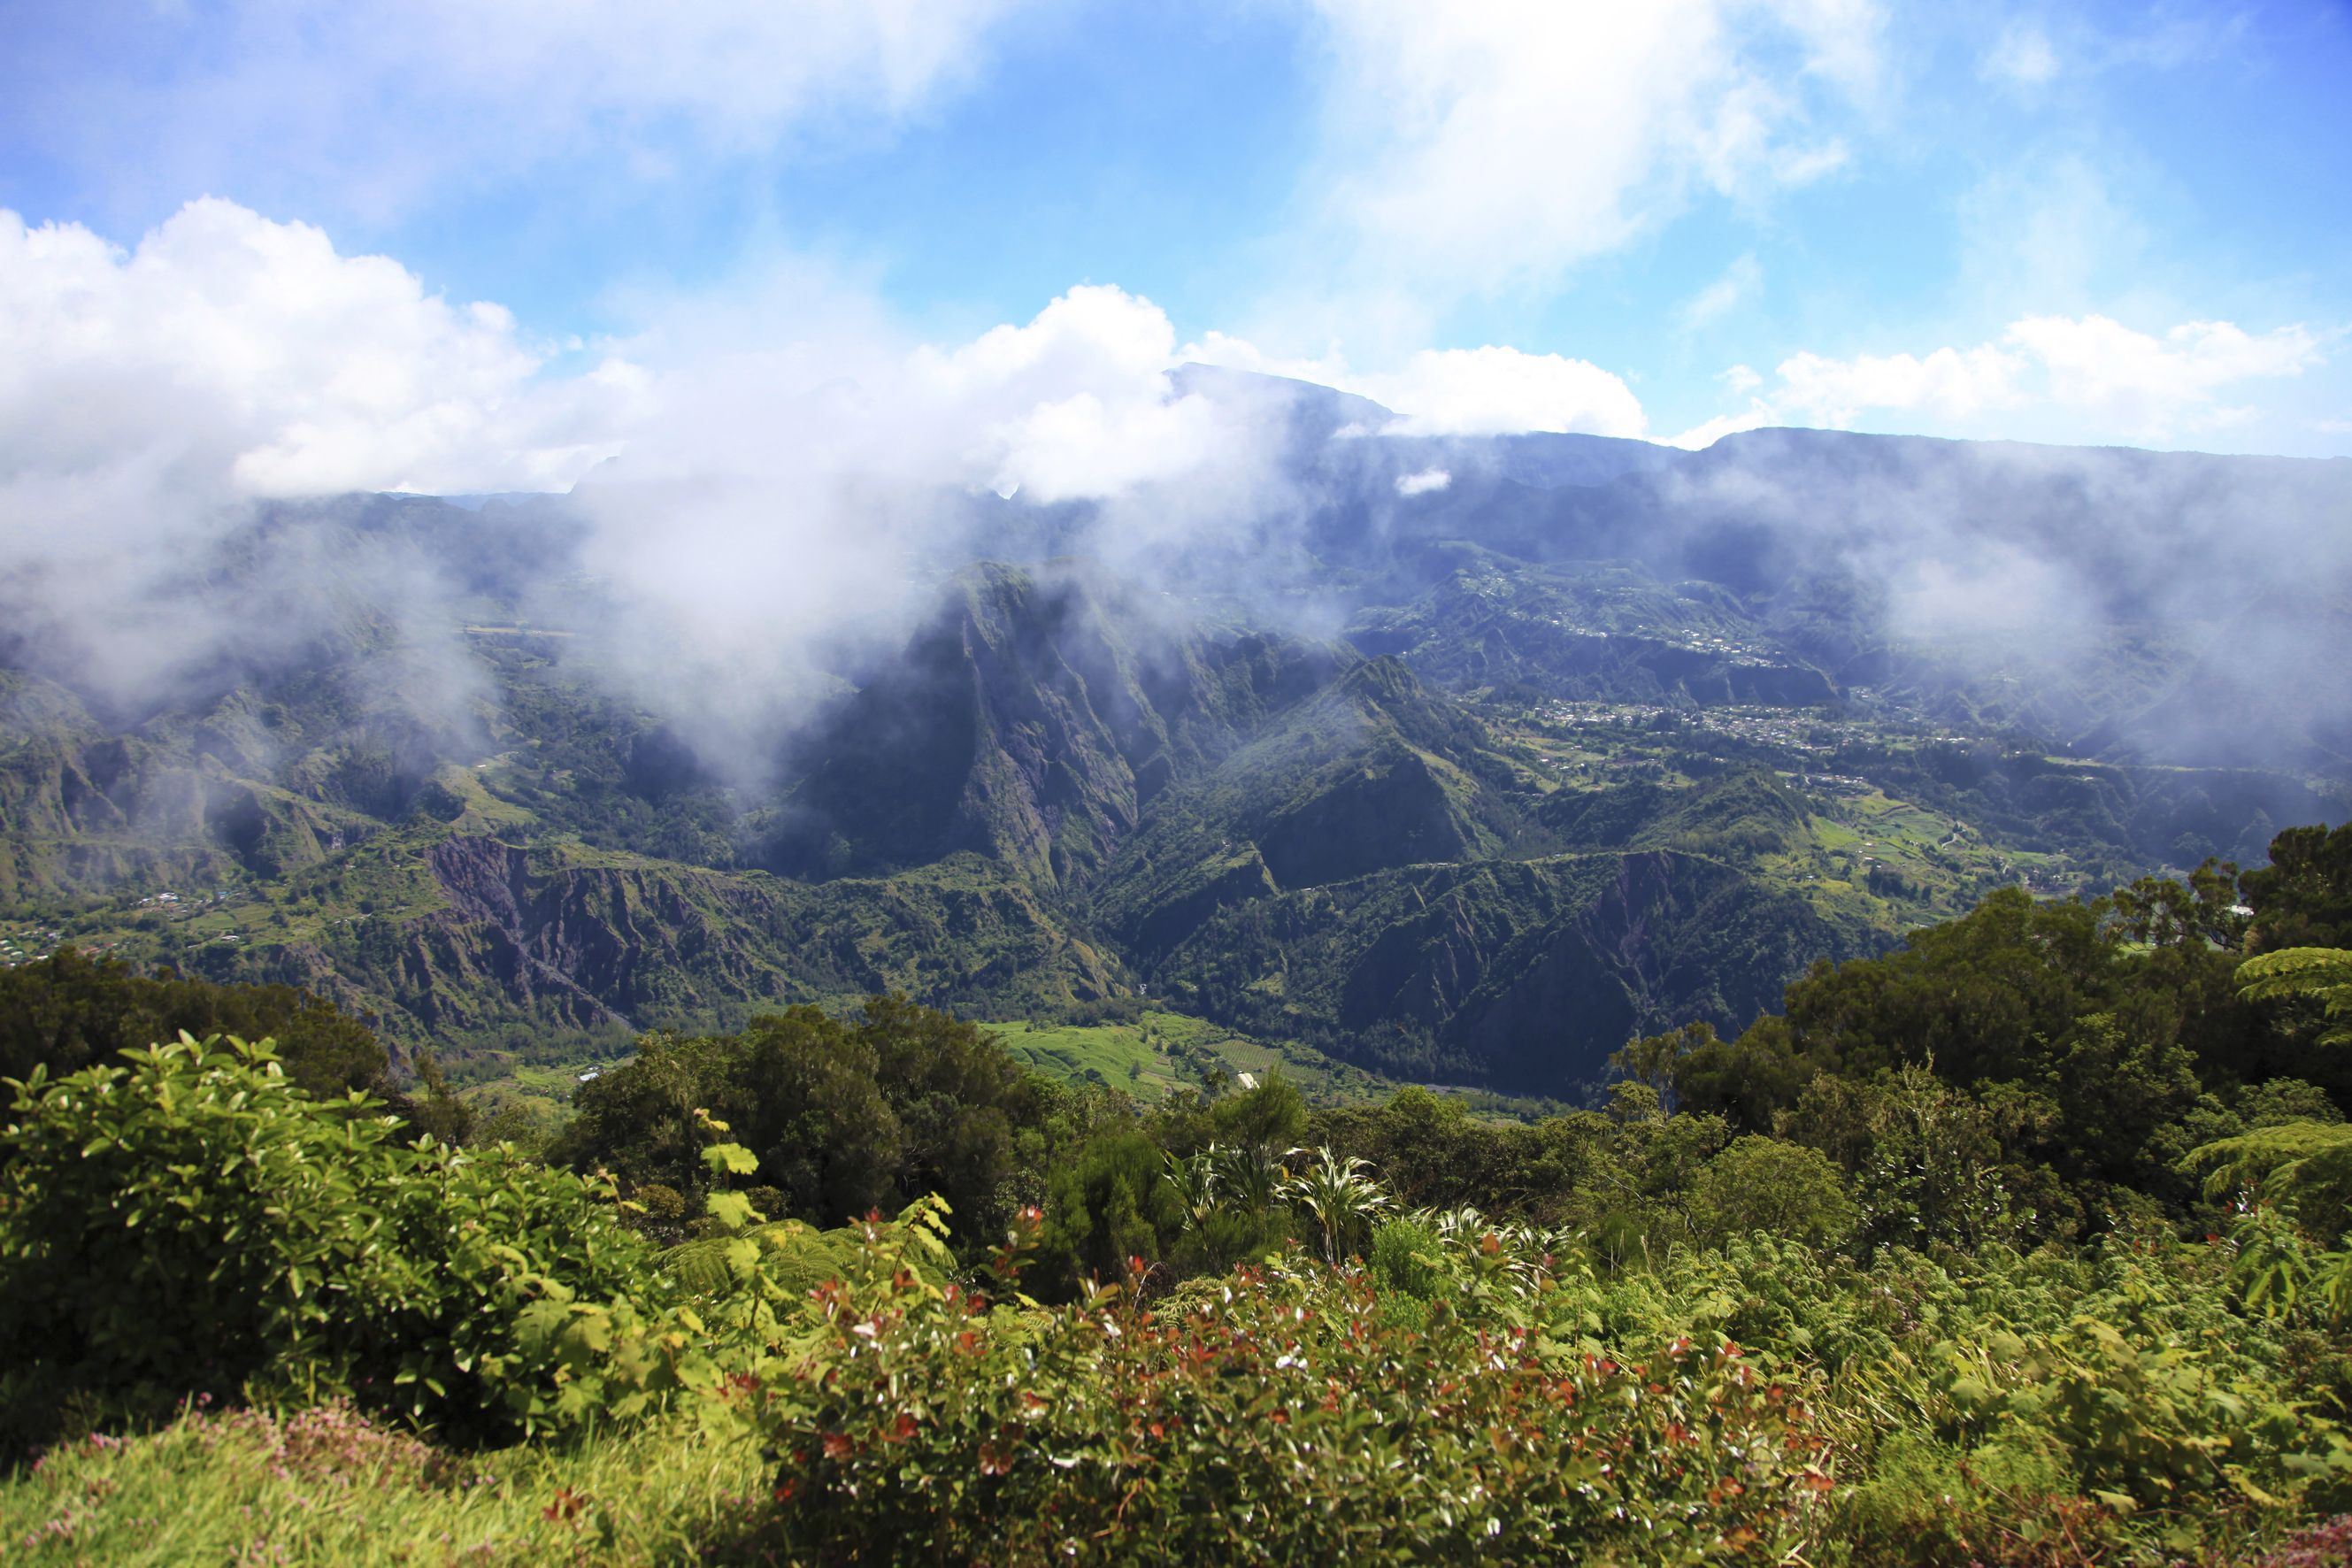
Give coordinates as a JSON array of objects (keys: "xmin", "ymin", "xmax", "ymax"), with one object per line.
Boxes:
[{"xmin": 2, "ymin": 0, "xmax": 2348, "ymax": 512}]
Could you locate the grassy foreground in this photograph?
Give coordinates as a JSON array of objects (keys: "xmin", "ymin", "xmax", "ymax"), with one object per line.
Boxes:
[{"xmin": 0, "ymin": 1405, "xmax": 764, "ymax": 1566}]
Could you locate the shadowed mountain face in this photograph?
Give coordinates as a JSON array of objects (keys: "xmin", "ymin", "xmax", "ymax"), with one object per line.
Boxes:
[
  {"xmin": 763, "ymin": 564, "xmax": 1342, "ymax": 892},
  {"xmin": 1, "ymin": 379, "xmax": 2347, "ymax": 1095}
]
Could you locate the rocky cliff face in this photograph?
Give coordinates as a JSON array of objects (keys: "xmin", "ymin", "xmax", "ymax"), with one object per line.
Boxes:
[
  {"xmin": 420, "ymin": 835, "xmax": 1123, "ymax": 1034},
  {"xmin": 182, "ymin": 829, "xmax": 1126, "ymax": 1050}
]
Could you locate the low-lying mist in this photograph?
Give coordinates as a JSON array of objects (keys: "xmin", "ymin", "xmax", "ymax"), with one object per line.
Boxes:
[{"xmin": 4, "ymin": 235, "xmax": 2349, "ymax": 819}]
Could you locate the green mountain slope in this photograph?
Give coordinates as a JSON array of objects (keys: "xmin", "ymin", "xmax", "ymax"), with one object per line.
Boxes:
[
  {"xmin": 1350, "ymin": 550, "xmax": 1837, "ymax": 707},
  {"xmin": 70, "ymin": 816, "xmax": 1122, "ymax": 1057},
  {"xmin": 4, "ymin": 481, "xmax": 2341, "ymax": 1104},
  {"xmin": 766, "ymin": 563, "xmax": 1341, "ymax": 891},
  {"xmin": 1149, "ymin": 846, "xmax": 1862, "ymax": 1092},
  {"xmin": 1090, "ymin": 655, "xmax": 1542, "ymax": 954}
]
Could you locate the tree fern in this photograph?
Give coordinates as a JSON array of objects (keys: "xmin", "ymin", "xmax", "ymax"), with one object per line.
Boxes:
[
  {"xmin": 2186, "ymin": 1119, "xmax": 2352, "ymax": 1238},
  {"xmin": 2235, "ymin": 948, "xmax": 2352, "ymax": 1046}
]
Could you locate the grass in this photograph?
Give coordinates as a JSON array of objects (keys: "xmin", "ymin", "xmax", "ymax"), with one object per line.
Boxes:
[
  {"xmin": 983, "ymin": 1009, "xmax": 1395, "ymax": 1106},
  {"xmin": 0, "ymin": 1403, "xmax": 765, "ymax": 1566},
  {"xmin": 987, "ymin": 1017, "xmax": 1192, "ymax": 1097}
]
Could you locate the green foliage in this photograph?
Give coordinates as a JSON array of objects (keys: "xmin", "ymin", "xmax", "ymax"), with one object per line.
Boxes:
[
  {"xmin": 1672, "ymin": 870, "xmax": 2347, "ymax": 1235},
  {"xmin": 1610, "ymin": 1019, "xmax": 1716, "ymax": 1109},
  {"xmin": 1687, "ymin": 1134, "xmax": 1858, "ymax": 1248},
  {"xmin": 1308, "ymin": 1085, "xmax": 1603, "ymax": 1216},
  {"xmin": 1568, "ymin": 1225, "xmax": 2352, "ymax": 1561},
  {"xmin": 0, "ymin": 1034, "xmax": 656, "ymax": 1448},
  {"xmin": 2244, "ymin": 824, "xmax": 2352, "ymax": 952},
  {"xmin": 2241, "ymin": 947, "xmax": 2352, "ymax": 1048},
  {"xmin": 0, "ymin": 1403, "xmax": 765, "ymax": 1566},
  {"xmin": 1366, "ymin": 1215, "xmax": 1447, "ymax": 1301},
  {"xmin": 0, "ymin": 945, "xmax": 386, "ymax": 1102},
  {"xmin": 733, "ymin": 1256, "xmax": 1834, "ymax": 1565},
  {"xmin": 1277, "ymin": 1146, "xmax": 1394, "ymax": 1264},
  {"xmin": 1038, "ymin": 1130, "xmax": 1184, "ymax": 1292},
  {"xmin": 4, "ymin": 851, "xmax": 2352, "ymax": 1557},
  {"xmin": 556, "ymin": 996, "xmax": 1051, "ymax": 1252},
  {"xmin": 2189, "ymin": 1120, "xmax": 2352, "ymax": 1240},
  {"xmin": 662, "ymin": 1205, "xmax": 957, "ymax": 1303}
]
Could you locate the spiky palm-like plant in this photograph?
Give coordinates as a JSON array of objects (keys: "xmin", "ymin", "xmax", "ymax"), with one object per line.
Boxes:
[
  {"xmin": 1214, "ymin": 1141, "xmax": 1282, "ymax": 1219},
  {"xmin": 1164, "ymin": 1145, "xmax": 1222, "ymax": 1234},
  {"xmin": 1278, "ymin": 1147, "xmax": 1395, "ymax": 1266}
]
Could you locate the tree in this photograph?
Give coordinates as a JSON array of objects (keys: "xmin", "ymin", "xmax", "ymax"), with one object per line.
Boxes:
[
  {"xmin": 2186, "ymin": 1119, "xmax": 2352, "ymax": 1241},
  {"xmin": 2243, "ymin": 824, "xmax": 2352, "ymax": 952},
  {"xmin": 1610, "ymin": 1021, "xmax": 1717, "ymax": 1114},
  {"xmin": 555, "ymin": 998, "xmax": 1057, "ymax": 1250},
  {"xmin": 854, "ymin": 995, "xmax": 1044, "ymax": 1242},
  {"xmin": 1688, "ymin": 1136, "xmax": 1857, "ymax": 1249},
  {"xmin": 1778, "ymin": 1065, "xmax": 2032, "ymax": 1250},
  {"xmin": 1039, "ymin": 1131, "xmax": 1184, "ymax": 1294},
  {"xmin": 0, "ymin": 947, "xmax": 386, "ymax": 1103},
  {"xmin": 2110, "ymin": 864, "xmax": 2246, "ymax": 950}
]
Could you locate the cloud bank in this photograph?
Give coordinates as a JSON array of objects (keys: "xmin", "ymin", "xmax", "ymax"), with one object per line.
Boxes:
[
  {"xmin": 1733, "ymin": 314, "xmax": 2331, "ymax": 443},
  {"xmin": 0, "ymin": 197, "xmax": 1309, "ymax": 759},
  {"xmin": 0, "ymin": 200, "xmax": 629, "ymax": 514},
  {"xmin": 3, "ymin": 191, "xmax": 2337, "ymax": 787}
]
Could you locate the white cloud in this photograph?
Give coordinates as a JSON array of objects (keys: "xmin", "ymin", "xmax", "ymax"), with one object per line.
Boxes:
[
  {"xmin": 1186, "ymin": 334, "xmax": 1650, "ymax": 439},
  {"xmin": 1720, "ymin": 364, "xmax": 1764, "ymax": 394},
  {"xmin": 1177, "ymin": 331, "xmax": 1356, "ymax": 391},
  {"xmin": 1678, "ymin": 255, "xmax": 1764, "ymax": 334},
  {"xmin": 1395, "ymin": 467, "xmax": 1452, "ymax": 496},
  {"xmin": 917, "ymin": 285, "xmax": 1241, "ymax": 503},
  {"xmin": 0, "ymin": 192, "xmax": 1363, "ymax": 775},
  {"xmin": 2003, "ymin": 315, "xmax": 2324, "ymax": 433},
  {"xmin": 1665, "ymin": 403, "xmax": 1779, "ymax": 449},
  {"xmin": 1775, "ymin": 342, "xmax": 2028, "ymax": 427},
  {"xmin": 1303, "ymin": 0, "xmax": 1882, "ymax": 302},
  {"xmin": 1354, "ymin": 347, "xmax": 1649, "ymax": 437},
  {"xmin": 1695, "ymin": 312, "xmax": 2329, "ymax": 444},
  {"xmin": 0, "ymin": 197, "xmax": 649, "ymax": 720},
  {"xmin": 0, "ymin": 199, "xmax": 628, "ymax": 543},
  {"xmin": 0, "ymin": 203, "xmax": 1305, "ymax": 732}
]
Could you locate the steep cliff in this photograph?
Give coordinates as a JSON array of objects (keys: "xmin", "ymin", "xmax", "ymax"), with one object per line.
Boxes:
[{"xmin": 170, "ymin": 829, "xmax": 1125, "ymax": 1049}]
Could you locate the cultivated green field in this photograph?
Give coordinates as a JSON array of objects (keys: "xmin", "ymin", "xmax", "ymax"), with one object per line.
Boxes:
[{"xmin": 981, "ymin": 1008, "xmax": 1394, "ymax": 1105}]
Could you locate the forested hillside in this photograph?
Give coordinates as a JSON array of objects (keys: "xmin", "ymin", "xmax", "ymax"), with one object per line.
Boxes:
[{"xmin": 6, "ymin": 824, "xmax": 2352, "ymax": 1563}]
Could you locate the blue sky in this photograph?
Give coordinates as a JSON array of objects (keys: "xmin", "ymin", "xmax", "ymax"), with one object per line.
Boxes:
[{"xmin": 2, "ymin": 0, "xmax": 2348, "ymax": 494}]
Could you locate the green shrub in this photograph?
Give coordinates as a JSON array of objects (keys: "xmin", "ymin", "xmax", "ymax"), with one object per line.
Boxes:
[
  {"xmin": 1366, "ymin": 1216, "xmax": 1446, "ymax": 1300},
  {"xmin": 661, "ymin": 1213, "xmax": 954, "ymax": 1301},
  {"xmin": 0, "ymin": 1403, "xmax": 765, "ymax": 1566},
  {"xmin": 727, "ymin": 1252, "xmax": 1833, "ymax": 1565},
  {"xmin": 0, "ymin": 1034, "xmax": 657, "ymax": 1447}
]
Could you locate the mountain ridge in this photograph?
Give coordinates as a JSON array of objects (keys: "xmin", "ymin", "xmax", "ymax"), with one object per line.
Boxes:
[{"xmin": 3, "ymin": 395, "xmax": 2347, "ymax": 1097}]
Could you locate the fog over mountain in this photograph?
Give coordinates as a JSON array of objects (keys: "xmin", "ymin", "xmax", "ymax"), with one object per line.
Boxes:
[
  {"xmin": 4, "ymin": 299, "xmax": 2350, "ymax": 1095},
  {"xmin": 17, "ymin": 356, "xmax": 2348, "ymax": 781}
]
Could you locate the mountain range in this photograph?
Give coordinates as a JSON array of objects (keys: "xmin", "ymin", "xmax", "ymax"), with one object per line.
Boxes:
[{"xmin": 2, "ymin": 369, "xmax": 2345, "ymax": 1096}]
